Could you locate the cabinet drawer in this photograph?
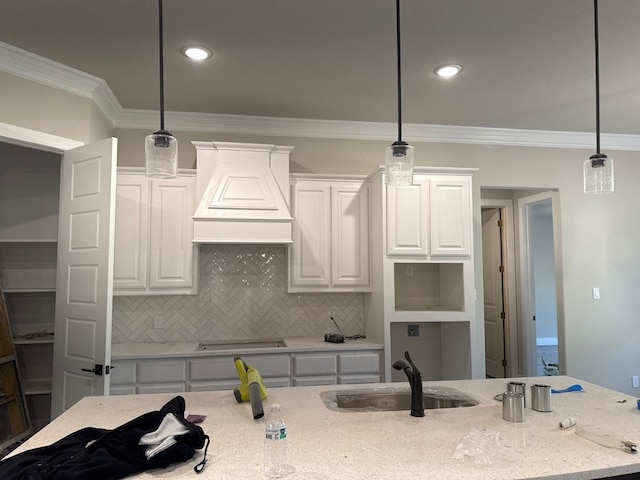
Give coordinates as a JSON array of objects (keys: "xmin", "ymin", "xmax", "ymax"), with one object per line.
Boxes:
[
  {"xmin": 292, "ymin": 376, "xmax": 337, "ymax": 387},
  {"xmin": 110, "ymin": 362, "xmax": 136, "ymax": 385},
  {"xmin": 338, "ymin": 352, "xmax": 380, "ymax": 375},
  {"xmin": 338, "ymin": 374, "xmax": 380, "ymax": 385},
  {"xmin": 189, "ymin": 380, "xmax": 238, "ymax": 392},
  {"xmin": 138, "ymin": 360, "xmax": 186, "ymax": 384},
  {"xmin": 189, "ymin": 354, "xmax": 291, "ymax": 382},
  {"xmin": 189, "ymin": 357, "xmax": 237, "ymax": 381},
  {"xmin": 110, "ymin": 385, "xmax": 136, "ymax": 396},
  {"xmin": 137, "ymin": 384, "xmax": 186, "ymax": 395},
  {"xmin": 293, "ymin": 353, "xmax": 337, "ymax": 376}
]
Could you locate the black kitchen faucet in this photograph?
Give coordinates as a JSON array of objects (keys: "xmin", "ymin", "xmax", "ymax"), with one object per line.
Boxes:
[{"xmin": 393, "ymin": 350, "xmax": 425, "ymax": 417}]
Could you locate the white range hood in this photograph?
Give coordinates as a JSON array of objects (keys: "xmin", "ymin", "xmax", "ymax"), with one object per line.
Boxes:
[{"xmin": 192, "ymin": 141, "xmax": 293, "ymax": 244}]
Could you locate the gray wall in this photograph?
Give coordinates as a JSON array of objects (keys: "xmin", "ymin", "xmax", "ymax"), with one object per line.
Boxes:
[{"xmin": 6, "ymin": 72, "xmax": 640, "ymax": 395}]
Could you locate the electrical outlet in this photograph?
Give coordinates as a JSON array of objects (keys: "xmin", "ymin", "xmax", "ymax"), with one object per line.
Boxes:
[
  {"xmin": 632, "ymin": 376, "xmax": 639, "ymax": 388},
  {"xmin": 407, "ymin": 324, "xmax": 419, "ymax": 337},
  {"xmin": 328, "ymin": 310, "xmax": 336, "ymax": 322},
  {"xmin": 153, "ymin": 315, "xmax": 164, "ymax": 329}
]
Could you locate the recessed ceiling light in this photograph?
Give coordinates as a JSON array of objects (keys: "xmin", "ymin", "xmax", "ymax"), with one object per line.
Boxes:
[
  {"xmin": 434, "ymin": 64, "xmax": 462, "ymax": 78},
  {"xmin": 181, "ymin": 45, "xmax": 212, "ymax": 61}
]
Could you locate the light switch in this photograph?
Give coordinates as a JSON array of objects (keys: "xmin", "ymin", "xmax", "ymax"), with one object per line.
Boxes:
[{"xmin": 592, "ymin": 287, "xmax": 600, "ymax": 300}]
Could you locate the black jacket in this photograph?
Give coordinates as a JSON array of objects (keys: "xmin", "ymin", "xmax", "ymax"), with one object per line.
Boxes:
[{"xmin": 0, "ymin": 396, "xmax": 209, "ymax": 479}]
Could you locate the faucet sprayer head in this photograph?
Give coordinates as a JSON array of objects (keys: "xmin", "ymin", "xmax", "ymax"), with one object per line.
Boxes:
[
  {"xmin": 392, "ymin": 359, "xmax": 412, "ymax": 381},
  {"xmin": 393, "ymin": 359, "xmax": 411, "ymax": 371}
]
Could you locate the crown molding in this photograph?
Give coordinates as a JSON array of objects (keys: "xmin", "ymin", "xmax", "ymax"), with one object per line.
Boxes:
[
  {"xmin": 0, "ymin": 41, "xmax": 121, "ymax": 127},
  {"xmin": 3, "ymin": 41, "xmax": 640, "ymax": 151},
  {"xmin": 119, "ymin": 109, "xmax": 640, "ymax": 151}
]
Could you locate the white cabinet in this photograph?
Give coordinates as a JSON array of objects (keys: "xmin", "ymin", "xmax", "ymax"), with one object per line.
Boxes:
[
  {"xmin": 110, "ymin": 359, "xmax": 187, "ymax": 395},
  {"xmin": 112, "ymin": 349, "xmax": 382, "ymax": 393},
  {"xmin": 366, "ymin": 167, "xmax": 478, "ymax": 382},
  {"xmin": 188, "ymin": 353, "xmax": 291, "ymax": 392},
  {"xmin": 387, "ymin": 175, "xmax": 471, "ymax": 257},
  {"xmin": 291, "ymin": 350, "xmax": 381, "ymax": 386},
  {"xmin": 113, "ymin": 170, "xmax": 198, "ymax": 295},
  {"xmin": 288, "ymin": 176, "xmax": 370, "ymax": 292}
]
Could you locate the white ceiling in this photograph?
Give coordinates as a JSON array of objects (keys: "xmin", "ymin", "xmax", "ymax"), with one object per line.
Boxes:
[{"xmin": 2, "ymin": 0, "xmax": 640, "ymax": 136}]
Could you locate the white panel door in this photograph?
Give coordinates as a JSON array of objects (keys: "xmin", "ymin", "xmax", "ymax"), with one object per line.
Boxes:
[
  {"xmin": 113, "ymin": 174, "xmax": 149, "ymax": 290},
  {"xmin": 386, "ymin": 177, "xmax": 429, "ymax": 256},
  {"xmin": 331, "ymin": 184, "xmax": 369, "ymax": 287},
  {"xmin": 429, "ymin": 176, "xmax": 471, "ymax": 256},
  {"xmin": 149, "ymin": 178, "xmax": 195, "ymax": 289},
  {"xmin": 482, "ymin": 208, "xmax": 506, "ymax": 378},
  {"xmin": 289, "ymin": 183, "xmax": 331, "ymax": 287},
  {"xmin": 51, "ymin": 138, "xmax": 117, "ymax": 419}
]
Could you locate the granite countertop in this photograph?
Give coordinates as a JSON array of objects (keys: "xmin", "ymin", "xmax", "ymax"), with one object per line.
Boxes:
[
  {"xmin": 111, "ymin": 336, "xmax": 383, "ymax": 359},
  {"xmin": 9, "ymin": 376, "xmax": 640, "ymax": 479}
]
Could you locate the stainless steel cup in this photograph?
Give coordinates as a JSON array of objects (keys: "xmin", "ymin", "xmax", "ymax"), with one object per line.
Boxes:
[
  {"xmin": 507, "ymin": 381, "xmax": 526, "ymax": 407},
  {"xmin": 531, "ymin": 384, "xmax": 552, "ymax": 412},
  {"xmin": 503, "ymin": 391, "xmax": 525, "ymax": 422}
]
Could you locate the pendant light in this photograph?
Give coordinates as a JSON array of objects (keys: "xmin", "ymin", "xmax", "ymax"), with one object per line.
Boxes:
[
  {"xmin": 584, "ymin": 0, "xmax": 613, "ymax": 194},
  {"xmin": 145, "ymin": 0, "xmax": 178, "ymax": 179},
  {"xmin": 385, "ymin": 0, "xmax": 414, "ymax": 186}
]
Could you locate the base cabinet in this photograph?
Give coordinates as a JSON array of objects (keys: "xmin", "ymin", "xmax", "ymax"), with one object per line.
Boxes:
[
  {"xmin": 110, "ymin": 359, "xmax": 187, "ymax": 395},
  {"xmin": 111, "ymin": 350, "xmax": 381, "ymax": 394},
  {"xmin": 291, "ymin": 351, "xmax": 381, "ymax": 386}
]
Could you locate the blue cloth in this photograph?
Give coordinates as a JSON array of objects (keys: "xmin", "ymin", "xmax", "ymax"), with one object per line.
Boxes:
[{"xmin": 551, "ymin": 384, "xmax": 584, "ymax": 394}]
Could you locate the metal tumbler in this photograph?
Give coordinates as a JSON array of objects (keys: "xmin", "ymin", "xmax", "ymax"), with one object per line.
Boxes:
[
  {"xmin": 507, "ymin": 381, "xmax": 527, "ymax": 407},
  {"xmin": 531, "ymin": 384, "xmax": 552, "ymax": 412},
  {"xmin": 503, "ymin": 391, "xmax": 525, "ymax": 422}
]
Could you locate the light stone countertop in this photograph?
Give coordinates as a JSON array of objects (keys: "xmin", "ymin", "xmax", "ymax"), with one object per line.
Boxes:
[
  {"xmin": 111, "ymin": 336, "xmax": 383, "ymax": 359},
  {"xmin": 9, "ymin": 376, "xmax": 640, "ymax": 479}
]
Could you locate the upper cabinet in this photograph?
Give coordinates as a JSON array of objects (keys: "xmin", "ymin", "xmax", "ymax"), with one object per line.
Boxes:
[
  {"xmin": 113, "ymin": 169, "xmax": 198, "ymax": 296},
  {"xmin": 288, "ymin": 176, "xmax": 370, "ymax": 292},
  {"xmin": 387, "ymin": 174, "xmax": 471, "ymax": 257}
]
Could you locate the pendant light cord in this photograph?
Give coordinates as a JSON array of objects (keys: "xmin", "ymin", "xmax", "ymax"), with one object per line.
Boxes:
[
  {"xmin": 158, "ymin": 0, "xmax": 166, "ymax": 131},
  {"xmin": 593, "ymin": 0, "xmax": 601, "ymax": 154},
  {"xmin": 395, "ymin": 0, "xmax": 403, "ymax": 143}
]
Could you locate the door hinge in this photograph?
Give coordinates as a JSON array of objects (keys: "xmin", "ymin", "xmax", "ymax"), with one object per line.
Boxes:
[
  {"xmin": 499, "ymin": 265, "xmax": 504, "ymax": 273},
  {"xmin": 532, "ymin": 315, "xmax": 536, "ymax": 321},
  {"xmin": 500, "ymin": 311, "xmax": 506, "ymax": 320},
  {"xmin": 502, "ymin": 359, "xmax": 507, "ymax": 367},
  {"xmin": 497, "ymin": 219, "xmax": 504, "ymax": 227}
]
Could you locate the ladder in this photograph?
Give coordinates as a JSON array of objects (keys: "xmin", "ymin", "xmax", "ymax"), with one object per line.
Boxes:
[{"xmin": 0, "ymin": 285, "xmax": 31, "ymax": 455}]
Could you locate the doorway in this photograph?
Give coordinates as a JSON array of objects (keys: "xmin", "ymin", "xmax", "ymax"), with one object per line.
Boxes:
[{"xmin": 518, "ymin": 191, "xmax": 562, "ymax": 377}]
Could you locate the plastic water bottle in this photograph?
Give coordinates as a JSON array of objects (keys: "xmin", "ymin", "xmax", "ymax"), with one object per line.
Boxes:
[{"xmin": 264, "ymin": 404, "xmax": 287, "ymax": 477}]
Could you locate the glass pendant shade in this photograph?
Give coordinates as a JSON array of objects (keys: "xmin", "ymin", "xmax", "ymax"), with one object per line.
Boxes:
[
  {"xmin": 385, "ymin": 141, "xmax": 414, "ymax": 186},
  {"xmin": 145, "ymin": 130, "xmax": 178, "ymax": 178},
  {"xmin": 583, "ymin": 153, "xmax": 613, "ymax": 194}
]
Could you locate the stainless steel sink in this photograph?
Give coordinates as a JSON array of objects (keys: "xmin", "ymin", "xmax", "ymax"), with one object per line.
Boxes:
[
  {"xmin": 323, "ymin": 386, "xmax": 478, "ymax": 412},
  {"xmin": 197, "ymin": 339, "xmax": 286, "ymax": 351}
]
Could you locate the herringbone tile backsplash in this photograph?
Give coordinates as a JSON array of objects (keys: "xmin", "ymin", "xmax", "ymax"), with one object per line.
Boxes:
[{"xmin": 112, "ymin": 245, "xmax": 365, "ymax": 343}]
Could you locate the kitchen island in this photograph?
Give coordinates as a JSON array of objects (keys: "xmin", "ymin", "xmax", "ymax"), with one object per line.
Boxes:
[{"xmin": 7, "ymin": 376, "xmax": 640, "ymax": 479}]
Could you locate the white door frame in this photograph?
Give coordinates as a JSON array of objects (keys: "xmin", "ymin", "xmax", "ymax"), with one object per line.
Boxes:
[
  {"xmin": 517, "ymin": 190, "xmax": 563, "ymax": 377},
  {"xmin": 481, "ymin": 199, "xmax": 518, "ymax": 377},
  {"xmin": 0, "ymin": 122, "xmax": 83, "ymax": 153}
]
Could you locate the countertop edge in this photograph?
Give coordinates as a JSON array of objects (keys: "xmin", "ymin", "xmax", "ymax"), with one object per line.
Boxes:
[{"xmin": 111, "ymin": 337, "xmax": 383, "ymax": 360}]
